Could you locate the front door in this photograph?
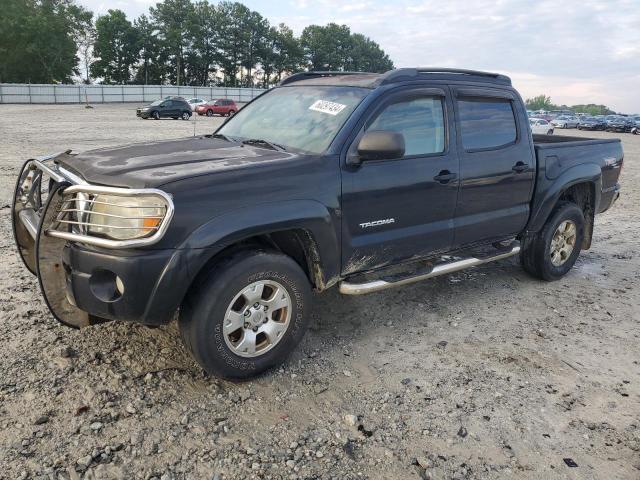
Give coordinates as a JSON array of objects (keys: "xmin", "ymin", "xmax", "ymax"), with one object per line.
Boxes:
[
  {"xmin": 341, "ymin": 87, "xmax": 459, "ymax": 275},
  {"xmin": 450, "ymin": 87, "xmax": 535, "ymax": 247}
]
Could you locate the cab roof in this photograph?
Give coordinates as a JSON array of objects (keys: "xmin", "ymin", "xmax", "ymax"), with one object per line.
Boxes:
[{"xmin": 280, "ymin": 68, "xmax": 512, "ymax": 88}]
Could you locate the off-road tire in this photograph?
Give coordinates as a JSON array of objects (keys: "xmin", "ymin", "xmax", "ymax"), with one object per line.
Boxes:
[
  {"xmin": 520, "ymin": 201, "xmax": 585, "ymax": 281},
  {"xmin": 179, "ymin": 250, "xmax": 312, "ymax": 380}
]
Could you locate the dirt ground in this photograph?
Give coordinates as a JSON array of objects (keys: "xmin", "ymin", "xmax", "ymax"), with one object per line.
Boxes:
[{"xmin": 0, "ymin": 104, "xmax": 638, "ymax": 480}]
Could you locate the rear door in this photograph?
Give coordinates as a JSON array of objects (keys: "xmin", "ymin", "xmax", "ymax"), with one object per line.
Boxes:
[
  {"xmin": 340, "ymin": 86, "xmax": 459, "ymax": 275},
  {"xmin": 451, "ymin": 87, "xmax": 535, "ymax": 246}
]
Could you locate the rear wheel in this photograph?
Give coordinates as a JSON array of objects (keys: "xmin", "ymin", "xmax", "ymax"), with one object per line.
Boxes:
[
  {"xmin": 547, "ymin": 129, "xmax": 553, "ymax": 135},
  {"xmin": 228, "ymin": 110, "xmax": 236, "ymax": 117},
  {"xmin": 179, "ymin": 250, "xmax": 312, "ymax": 380},
  {"xmin": 181, "ymin": 111, "xmax": 190, "ymax": 120},
  {"xmin": 520, "ymin": 202, "xmax": 584, "ymax": 281}
]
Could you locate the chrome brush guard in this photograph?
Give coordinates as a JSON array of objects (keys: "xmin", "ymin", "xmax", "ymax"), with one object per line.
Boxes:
[{"xmin": 11, "ymin": 153, "xmax": 173, "ymax": 328}]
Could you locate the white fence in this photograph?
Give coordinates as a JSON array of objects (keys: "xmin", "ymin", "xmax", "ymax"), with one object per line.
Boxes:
[{"xmin": 0, "ymin": 84, "xmax": 266, "ymax": 104}]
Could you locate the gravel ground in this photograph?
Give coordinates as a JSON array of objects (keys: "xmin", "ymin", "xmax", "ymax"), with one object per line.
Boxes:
[{"xmin": 0, "ymin": 104, "xmax": 638, "ymax": 480}]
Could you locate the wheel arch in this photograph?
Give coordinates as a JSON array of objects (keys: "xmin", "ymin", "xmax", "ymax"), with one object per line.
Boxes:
[
  {"xmin": 527, "ymin": 164, "xmax": 601, "ymax": 249},
  {"xmin": 180, "ymin": 200, "xmax": 341, "ymax": 293}
]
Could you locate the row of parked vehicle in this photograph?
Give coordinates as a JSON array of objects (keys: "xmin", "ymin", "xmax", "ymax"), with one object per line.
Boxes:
[
  {"xmin": 528, "ymin": 110, "xmax": 640, "ymax": 135},
  {"xmin": 136, "ymin": 96, "xmax": 239, "ymax": 120}
]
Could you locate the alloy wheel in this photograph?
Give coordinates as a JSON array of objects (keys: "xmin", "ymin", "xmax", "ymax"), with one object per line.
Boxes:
[
  {"xmin": 222, "ymin": 280, "xmax": 292, "ymax": 358},
  {"xmin": 550, "ymin": 220, "xmax": 577, "ymax": 266}
]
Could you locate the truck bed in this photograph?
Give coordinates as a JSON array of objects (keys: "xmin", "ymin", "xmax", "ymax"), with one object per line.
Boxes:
[{"xmin": 530, "ymin": 134, "xmax": 623, "ymax": 220}]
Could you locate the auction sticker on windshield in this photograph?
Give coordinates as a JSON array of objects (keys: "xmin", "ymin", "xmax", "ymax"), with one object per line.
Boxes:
[{"xmin": 309, "ymin": 100, "xmax": 347, "ymax": 116}]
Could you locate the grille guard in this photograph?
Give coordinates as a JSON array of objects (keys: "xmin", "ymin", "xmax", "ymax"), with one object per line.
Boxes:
[{"xmin": 11, "ymin": 154, "xmax": 174, "ymax": 328}]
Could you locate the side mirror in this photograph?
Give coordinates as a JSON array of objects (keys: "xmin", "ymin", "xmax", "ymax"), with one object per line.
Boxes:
[{"xmin": 353, "ymin": 130, "xmax": 405, "ymax": 163}]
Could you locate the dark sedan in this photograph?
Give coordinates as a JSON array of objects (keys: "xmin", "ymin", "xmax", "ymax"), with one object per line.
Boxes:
[
  {"xmin": 605, "ymin": 116, "xmax": 635, "ymax": 133},
  {"xmin": 136, "ymin": 98, "xmax": 192, "ymax": 120},
  {"xmin": 578, "ymin": 117, "xmax": 606, "ymax": 131}
]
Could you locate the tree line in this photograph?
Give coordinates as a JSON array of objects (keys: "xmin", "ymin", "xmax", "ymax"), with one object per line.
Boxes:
[
  {"xmin": 525, "ymin": 94, "xmax": 615, "ymax": 116},
  {"xmin": 0, "ymin": 0, "xmax": 394, "ymax": 87}
]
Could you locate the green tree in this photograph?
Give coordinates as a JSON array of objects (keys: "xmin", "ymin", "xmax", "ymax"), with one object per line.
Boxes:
[
  {"xmin": 184, "ymin": 1, "xmax": 219, "ymax": 85},
  {"xmin": 216, "ymin": 2, "xmax": 252, "ymax": 86},
  {"xmin": 91, "ymin": 10, "xmax": 139, "ymax": 84},
  {"xmin": 570, "ymin": 104, "xmax": 615, "ymax": 115},
  {"xmin": 150, "ymin": 0, "xmax": 195, "ymax": 85},
  {"xmin": 272, "ymin": 24, "xmax": 303, "ymax": 83},
  {"xmin": 132, "ymin": 14, "xmax": 167, "ymax": 84},
  {"xmin": 300, "ymin": 23, "xmax": 352, "ymax": 70},
  {"xmin": 345, "ymin": 33, "xmax": 393, "ymax": 72},
  {"xmin": 300, "ymin": 23, "xmax": 393, "ymax": 73},
  {"xmin": 0, "ymin": 0, "xmax": 92, "ymax": 83},
  {"xmin": 525, "ymin": 94, "xmax": 555, "ymax": 111}
]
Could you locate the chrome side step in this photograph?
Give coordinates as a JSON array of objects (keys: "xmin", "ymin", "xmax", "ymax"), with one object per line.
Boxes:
[{"xmin": 339, "ymin": 242, "xmax": 521, "ymax": 295}]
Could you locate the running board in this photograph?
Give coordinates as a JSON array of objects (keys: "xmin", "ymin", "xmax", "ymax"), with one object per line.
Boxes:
[{"xmin": 339, "ymin": 242, "xmax": 521, "ymax": 295}]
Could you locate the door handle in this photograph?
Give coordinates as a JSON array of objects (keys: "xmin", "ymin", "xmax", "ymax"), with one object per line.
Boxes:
[
  {"xmin": 434, "ymin": 170, "xmax": 457, "ymax": 184},
  {"xmin": 512, "ymin": 162, "xmax": 528, "ymax": 173}
]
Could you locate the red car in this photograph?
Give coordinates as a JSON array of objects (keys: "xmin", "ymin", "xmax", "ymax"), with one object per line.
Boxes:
[{"xmin": 196, "ymin": 99, "xmax": 238, "ymax": 117}]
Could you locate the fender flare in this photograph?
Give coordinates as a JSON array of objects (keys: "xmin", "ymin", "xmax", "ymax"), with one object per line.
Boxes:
[
  {"xmin": 527, "ymin": 162, "xmax": 601, "ymax": 233},
  {"xmin": 178, "ymin": 199, "xmax": 341, "ymax": 288}
]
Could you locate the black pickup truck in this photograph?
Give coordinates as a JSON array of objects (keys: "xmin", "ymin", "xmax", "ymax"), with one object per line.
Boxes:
[{"xmin": 12, "ymin": 68, "xmax": 623, "ymax": 379}]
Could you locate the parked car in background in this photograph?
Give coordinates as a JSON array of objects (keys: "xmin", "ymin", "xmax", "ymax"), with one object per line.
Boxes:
[
  {"xmin": 187, "ymin": 98, "xmax": 207, "ymax": 111},
  {"xmin": 578, "ymin": 116, "xmax": 606, "ymax": 131},
  {"xmin": 136, "ymin": 98, "xmax": 192, "ymax": 120},
  {"xmin": 606, "ymin": 116, "xmax": 634, "ymax": 133},
  {"xmin": 551, "ymin": 115, "xmax": 579, "ymax": 129},
  {"xmin": 195, "ymin": 99, "xmax": 238, "ymax": 117},
  {"xmin": 529, "ymin": 117, "xmax": 554, "ymax": 135}
]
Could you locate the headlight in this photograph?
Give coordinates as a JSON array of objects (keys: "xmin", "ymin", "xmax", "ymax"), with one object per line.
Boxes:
[{"xmin": 87, "ymin": 194, "xmax": 167, "ymax": 240}]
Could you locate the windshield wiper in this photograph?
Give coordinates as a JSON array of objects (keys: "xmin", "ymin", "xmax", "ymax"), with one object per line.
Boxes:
[{"xmin": 241, "ymin": 138, "xmax": 287, "ymax": 151}]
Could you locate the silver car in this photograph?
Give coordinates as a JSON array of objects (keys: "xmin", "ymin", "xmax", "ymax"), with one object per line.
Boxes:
[{"xmin": 552, "ymin": 115, "xmax": 580, "ymax": 129}]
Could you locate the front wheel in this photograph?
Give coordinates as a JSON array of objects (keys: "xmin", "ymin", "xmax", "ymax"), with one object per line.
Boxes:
[
  {"xmin": 152, "ymin": 111, "xmax": 160, "ymax": 120},
  {"xmin": 179, "ymin": 250, "xmax": 312, "ymax": 380},
  {"xmin": 547, "ymin": 129, "xmax": 553, "ymax": 135},
  {"xmin": 227, "ymin": 110, "xmax": 236, "ymax": 117},
  {"xmin": 520, "ymin": 202, "xmax": 585, "ymax": 281},
  {"xmin": 206, "ymin": 110, "xmax": 214, "ymax": 117}
]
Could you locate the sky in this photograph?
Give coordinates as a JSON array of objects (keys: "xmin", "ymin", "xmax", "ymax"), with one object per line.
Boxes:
[{"xmin": 80, "ymin": 0, "xmax": 640, "ymax": 112}]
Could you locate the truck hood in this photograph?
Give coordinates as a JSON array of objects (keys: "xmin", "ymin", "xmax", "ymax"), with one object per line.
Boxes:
[{"xmin": 58, "ymin": 136, "xmax": 297, "ymax": 189}]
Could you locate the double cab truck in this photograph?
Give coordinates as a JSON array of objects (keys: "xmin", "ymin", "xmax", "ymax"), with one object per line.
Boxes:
[{"xmin": 12, "ymin": 68, "xmax": 623, "ymax": 379}]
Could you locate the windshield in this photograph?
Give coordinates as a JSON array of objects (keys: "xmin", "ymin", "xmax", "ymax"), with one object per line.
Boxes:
[
  {"xmin": 217, "ymin": 86, "xmax": 370, "ymax": 154},
  {"xmin": 150, "ymin": 100, "xmax": 163, "ymax": 106}
]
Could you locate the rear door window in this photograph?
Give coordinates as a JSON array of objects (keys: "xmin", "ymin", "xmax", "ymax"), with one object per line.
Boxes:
[{"xmin": 457, "ymin": 98, "xmax": 517, "ymax": 150}]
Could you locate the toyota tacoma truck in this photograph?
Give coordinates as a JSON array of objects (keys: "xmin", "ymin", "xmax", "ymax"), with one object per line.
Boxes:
[{"xmin": 12, "ymin": 68, "xmax": 623, "ymax": 379}]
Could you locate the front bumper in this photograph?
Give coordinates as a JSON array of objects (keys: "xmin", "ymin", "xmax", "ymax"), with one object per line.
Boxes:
[
  {"xmin": 63, "ymin": 243, "xmax": 188, "ymax": 325},
  {"xmin": 12, "ymin": 156, "xmax": 183, "ymax": 328}
]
